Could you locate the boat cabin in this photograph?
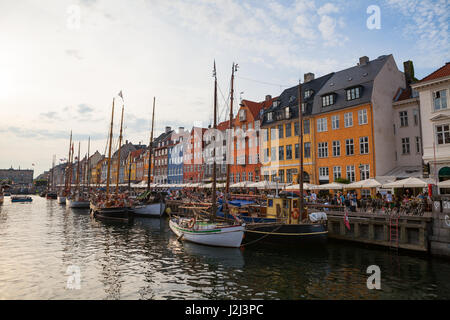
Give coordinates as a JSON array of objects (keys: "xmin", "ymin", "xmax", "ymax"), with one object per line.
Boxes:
[{"xmin": 266, "ymin": 192, "xmax": 308, "ymax": 224}]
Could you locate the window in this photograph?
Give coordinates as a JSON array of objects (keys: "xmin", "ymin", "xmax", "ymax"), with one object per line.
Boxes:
[
  {"xmin": 264, "ymin": 148, "xmax": 269, "ymax": 162},
  {"xmin": 285, "ymin": 123, "xmax": 292, "ymax": 137},
  {"xmin": 239, "ymin": 109, "xmax": 246, "ymax": 121},
  {"xmin": 344, "ymin": 112, "xmax": 353, "ymax": 127},
  {"xmin": 304, "ymin": 142, "xmax": 311, "ymax": 158},
  {"xmin": 318, "ymin": 142, "xmax": 328, "ymax": 158},
  {"xmin": 319, "ymin": 167, "xmax": 329, "ymax": 180},
  {"xmin": 236, "ymin": 173, "xmax": 240, "ymax": 182},
  {"xmin": 294, "ymin": 121, "xmax": 299, "ymax": 136},
  {"xmin": 295, "ymin": 143, "xmax": 300, "ymax": 159},
  {"xmin": 415, "ymin": 136, "xmax": 421, "ymax": 154},
  {"xmin": 413, "ymin": 109, "xmax": 419, "ymax": 126},
  {"xmin": 332, "ymin": 140, "xmax": 341, "ymax": 157},
  {"xmin": 271, "ymin": 127, "xmax": 277, "ymax": 140},
  {"xmin": 286, "ymin": 145, "xmax": 293, "ymax": 160},
  {"xmin": 317, "ymin": 118, "xmax": 327, "ymax": 132},
  {"xmin": 399, "ymin": 111, "xmax": 408, "ymax": 127},
  {"xmin": 436, "ymin": 124, "xmax": 450, "ymax": 145},
  {"xmin": 305, "ymin": 89, "xmax": 313, "ymax": 99},
  {"xmin": 402, "ymin": 138, "xmax": 410, "ymax": 154},
  {"xmin": 271, "ymin": 147, "xmax": 276, "ymax": 161},
  {"xmin": 304, "ymin": 119, "xmax": 310, "ymax": 134},
  {"xmin": 360, "ymin": 164, "xmax": 370, "ymax": 180},
  {"xmin": 322, "ymin": 94, "xmax": 335, "ymax": 107},
  {"xmin": 346, "ymin": 87, "xmax": 361, "ymax": 100},
  {"xmin": 278, "ymin": 125, "xmax": 284, "ymax": 139},
  {"xmin": 434, "ymin": 90, "xmax": 447, "ymax": 110},
  {"xmin": 263, "ymin": 129, "xmax": 268, "ymax": 142},
  {"xmin": 346, "ymin": 165, "xmax": 355, "ymax": 182},
  {"xmin": 358, "ymin": 109, "xmax": 368, "ymax": 125},
  {"xmin": 267, "ymin": 112, "xmax": 273, "ymax": 121},
  {"xmin": 278, "ymin": 169, "xmax": 285, "ymax": 183},
  {"xmin": 346, "ymin": 139, "xmax": 354, "ymax": 155},
  {"xmin": 278, "ymin": 146, "xmax": 284, "ymax": 160},
  {"xmin": 360, "ymin": 137, "xmax": 369, "ymax": 154},
  {"xmin": 332, "ymin": 115, "xmax": 339, "ymax": 130},
  {"xmin": 285, "ymin": 107, "xmax": 290, "ymax": 119},
  {"xmin": 248, "ymin": 172, "xmax": 253, "ymax": 181},
  {"xmin": 333, "ymin": 166, "xmax": 341, "ymax": 180}
]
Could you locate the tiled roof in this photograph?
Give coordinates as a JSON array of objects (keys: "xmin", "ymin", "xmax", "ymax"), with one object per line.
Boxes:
[
  {"xmin": 418, "ymin": 62, "xmax": 450, "ymax": 83},
  {"xmin": 217, "ymin": 120, "xmax": 230, "ymax": 131}
]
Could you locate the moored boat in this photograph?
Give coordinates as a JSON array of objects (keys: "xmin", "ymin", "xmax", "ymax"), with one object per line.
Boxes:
[
  {"xmin": 131, "ymin": 201, "xmax": 166, "ymax": 217},
  {"xmin": 57, "ymin": 196, "xmax": 66, "ymax": 204},
  {"xmin": 11, "ymin": 195, "xmax": 33, "ymax": 203},
  {"xmin": 67, "ymin": 198, "xmax": 90, "ymax": 208},
  {"xmin": 169, "ymin": 215, "xmax": 245, "ymax": 248},
  {"xmin": 90, "ymin": 202, "xmax": 132, "ymax": 222},
  {"xmin": 46, "ymin": 192, "xmax": 57, "ymax": 199}
]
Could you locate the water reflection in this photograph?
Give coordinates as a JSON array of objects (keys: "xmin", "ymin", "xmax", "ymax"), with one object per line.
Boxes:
[{"xmin": 0, "ymin": 196, "xmax": 449, "ymax": 300}]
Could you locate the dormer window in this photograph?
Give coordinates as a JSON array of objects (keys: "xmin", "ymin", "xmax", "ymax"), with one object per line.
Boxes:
[
  {"xmin": 322, "ymin": 94, "xmax": 335, "ymax": 107},
  {"xmin": 301, "ymin": 103, "xmax": 307, "ymax": 113},
  {"xmin": 304, "ymin": 90, "xmax": 313, "ymax": 99},
  {"xmin": 267, "ymin": 112, "xmax": 273, "ymax": 121},
  {"xmin": 346, "ymin": 86, "xmax": 362, "ymax": 101},
  {"xmin": 273, "ymin": 101, "xmax": 279, "ymax": 108},
  {"xmin": 289, "ymin": 96, "xmax": 296, "ymax": 103},
  {"xmin": 239, "ymin": 109, "xmax": 247, "ymax": 121},
  {"xmin": 284, "ymin": 107, "xmax": 290, "ymax": 119}
]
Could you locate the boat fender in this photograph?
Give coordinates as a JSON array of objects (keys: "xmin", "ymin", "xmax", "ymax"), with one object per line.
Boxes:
[
  {"xmin": 292, "ymin": 208, "xmax": 300, "ymax": 219},
  {"xmin": 188, "ymin": 218, "xmax": 196, "ymax": 229}
]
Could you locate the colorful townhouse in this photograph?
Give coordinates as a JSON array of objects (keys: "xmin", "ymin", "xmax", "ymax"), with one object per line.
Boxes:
[
  {"xmin": 168, "ymin": 127, "xmax": 185, "ymax": 184},
  {"xmin": 261, "ymin": 55, "xmax": 406, "ymax": 187},
  {"xmin": 153, "ymin": 127, "xmax": 174, "ymax": 184},
  {"xmin": 184, "ymin": 126, "xmax": 207, "ymax": 183},
  {"xmin": 229, "ymin": 96, "xmax": 275, "ymax": 183}
]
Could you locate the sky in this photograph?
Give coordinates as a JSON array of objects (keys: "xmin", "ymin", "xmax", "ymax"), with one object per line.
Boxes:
[{"xmin": 0, "ymin": 0, "xmax": 448, "ymax": 177}]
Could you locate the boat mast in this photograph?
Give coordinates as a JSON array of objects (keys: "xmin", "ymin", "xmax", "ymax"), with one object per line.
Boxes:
[
  {"xmin": 297, "ymin": 80, "xmax": 304, "ymax": 221},
  {"xmin": 147, "ymin": 97, "xmax": 156, "ymax": 192},
  {"xmin": 87, "ymin": 137, "xmax": 90, "ymax": 191},
  {"xmin": 106, "ymin": 98, "xmax": 115, "ymax": 196},
  {"xmin": 76, "ymin": 142, "xmax": 81, "ymax": 195},
  {"xmin": 115, "ymin": 103, "xmax": 124, "ymax": 195},
  {"xmin": 68, "ymin": 142, "xmax": 74, "ymax": 194},
  {"xmin": 225, "ymin": 62, "xmax": 237, "ymax": 195},
  {"xmin": 65, "ymin": 131, "xmax": 72, "ymax": 193},
  {"xmin": 211, "ymin": 61, "xmax": 217, "ymax": 220}
]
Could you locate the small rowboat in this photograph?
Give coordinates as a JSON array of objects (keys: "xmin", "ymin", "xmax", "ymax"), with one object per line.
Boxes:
[
  {"xmin": 11, "ymin": 196, "xmax": 33, "ymax": 203},
  {"xmin": 169, "ymin": 216, "xmax": 245, "ymax": 248}
]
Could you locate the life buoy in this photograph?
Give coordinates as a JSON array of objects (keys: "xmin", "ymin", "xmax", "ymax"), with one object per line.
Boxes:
[
  {"xmin": 188, "ymin": 218, "xmax": 196, "ymax": 229},
  {"xmin": 292, "ymin": 208, "xmax": 300, "ymax": 219}
]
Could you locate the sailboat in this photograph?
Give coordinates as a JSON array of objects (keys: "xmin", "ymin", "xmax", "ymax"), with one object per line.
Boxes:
[
  {"xmin": 46, "ymin": 155, "xmax": 57, "ymax": 199},
  {"xmin": 58, "ymin": 131, "xmax": 72, "ymax": 204},
  {"xmin": 130, "ymin": 97, "xmax": 166, "ymax": 217},
  {"xmin": 217, "ymin": 80, "xmax": 328, "ymax": 245},
  {"xmin": 169, "ymin": 61, "xmax": 245, "ymax": 248},
  {"xmin": 90, "ymin": 94, "xmax": 133, "ymax": 222},
  {"xmin": 67, "ymin": 142, "xmax": 90, "ymax": 208}
]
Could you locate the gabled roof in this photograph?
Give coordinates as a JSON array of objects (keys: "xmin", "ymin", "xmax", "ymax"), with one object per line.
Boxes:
[
  {"xmin": 241, "ymin": 96, "xmax": 278, "ymax": 121},
  {"xmin": 418, "ymin": 62, "xmax": 450, "ymax": 83},
  {"xmin": 217, "ymin": 120, "xmax": 230, "ymax": 131},
  {"xmin": 312, "ymin": 55, "xmax": 391, "ymax": 115}
]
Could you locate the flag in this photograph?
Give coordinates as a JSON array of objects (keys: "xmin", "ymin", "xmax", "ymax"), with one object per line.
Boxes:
[
  {"xmin": 118, "ymin": 90, "xmax": 123, "ymax": 100},
  {"xmin": 344, "ymin": 208, "xmax": 351, "ymax": 230}
]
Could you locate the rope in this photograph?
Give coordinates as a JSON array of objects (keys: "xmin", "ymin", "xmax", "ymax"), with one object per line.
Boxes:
[{"xmin": 240, "ymin": 223, "xmax": 284, "ymax": 247}]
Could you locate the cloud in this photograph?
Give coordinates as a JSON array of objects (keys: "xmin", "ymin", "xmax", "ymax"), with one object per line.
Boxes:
[
  {"xmin": 77, "ymin": 103, "xmax": 94, "ymax": 114},
  {"xmin": 40, "ymin": 111, "xmax": 59, "ymax": 120},
  {"xmin": 1, "ymin": 126, "xmax": 104, "ymax": 141},
  {"xmin": 65, "ymin": 49, "xmax": 83, "ymax": 60}
]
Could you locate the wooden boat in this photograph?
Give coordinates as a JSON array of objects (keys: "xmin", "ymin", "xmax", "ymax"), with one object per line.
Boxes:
[
  {"xmin": 46, "ymin": 192, "xmax": 57, "ymax": 199},
  {"xmin": 57, "ymin": 196, "xmax": 66, "ymax": 204},
  {"xmin": 90, "ymin": 202, "xmax": 131, "ymax": 222},
  {"xmin": 130, "ymin": 97, "xmax": 165, "ymax": 217},
  {"xmin": 169, "ymin": 215, "xmax": 245, "ymax": 248},
  {"xmin": 131, "ymin": 201, "xmax": 166, "ymax": 217},
  {"xmin": 67, "ymin": 197, "xmax": 90, "ymax": 208},
  {"xmin": 169, "ymin": 62, "xmax": 245, "ymax": 248},
  {"xmin": 11, "ymin": 195, "xmax": 33, "ymax": 203},
  {"xmin": 90, "ymin": 93, "xmax": 132, "ymax": 223}
]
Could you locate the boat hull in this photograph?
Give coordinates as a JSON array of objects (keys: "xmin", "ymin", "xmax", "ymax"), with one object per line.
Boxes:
[
  {"xmin": 0, "ymin": 196, "xmax": 3, "ymax": 204},
  {"xmin": 244, "ymin": 223, "xmax": 328, "ymax": 245},
  {"xmin": 90, "ymin": 203, "xmax": 132, "ymax": 222},
  {"xmin": 11, "ymin": 197, "xmax": 33, "ymax": 203},
  {"xmin": 66, "ymin": 199, "xmax": 90, "ymax": 208},
  {"xmin": 46, "ymin": 193, "xmax": 57, "ymax": 200},
  {"xmin": 169, "ymin": 218, "xmax": 245, "ymax": 248},
  {"xmin": 57, "ymin": 196, "xmax": 66, "ymax": 204},
  {"xmin": 131, "ymin": 202, "xmax": 165, "ymax": 217}
]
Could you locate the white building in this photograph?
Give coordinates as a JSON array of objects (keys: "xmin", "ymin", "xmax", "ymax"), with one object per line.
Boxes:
[{"xmin": 412, "ymin": 62, "xmax": 450, "ymax": 184}]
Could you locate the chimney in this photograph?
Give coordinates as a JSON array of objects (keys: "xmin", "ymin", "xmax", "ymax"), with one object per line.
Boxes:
[
  {"xmin": 178, "ymin": 126, "xmax": 184, "ymax": 133},
  {"xmin": 304, "ymin": 73, "xmax": 315, "ymax": 83},
  {"xmin": 125, "ymin": 140, "xmax": 128, "ymax": 145},
  {"xmin": 359, "ymin": 56, "xmax": 369, "ymax": 66},
  {"xmin": 403, "ymin": 60, "xmax": 414, "ymax": 87},
  {"xmin": 165, "ymin": 126, "xmax": 171, "ymax": 133},
  {"xmin": 265, "ymin": 95, "xmax": 272, "ymax": 101}
]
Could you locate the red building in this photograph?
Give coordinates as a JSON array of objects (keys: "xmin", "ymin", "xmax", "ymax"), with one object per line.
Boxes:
[{"xmin": 183, "ymin": 127, "xmax": 207, "ymax": 183}]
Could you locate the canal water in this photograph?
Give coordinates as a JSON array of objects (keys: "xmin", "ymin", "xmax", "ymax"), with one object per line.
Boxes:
[{"xmin": 0, "ymin": 195, "xmax": 449, "ymax": 300}]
